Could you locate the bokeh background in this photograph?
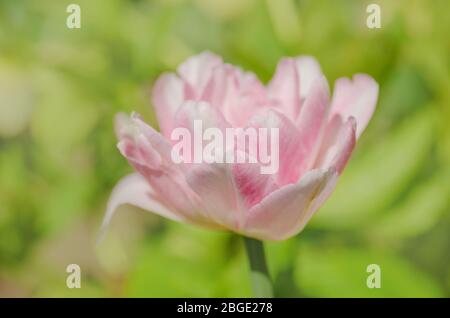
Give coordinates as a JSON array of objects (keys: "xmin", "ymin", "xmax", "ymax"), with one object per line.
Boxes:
[{"xmin": 0, "ymin": 0, "xmax": 449, "ymax": 297}]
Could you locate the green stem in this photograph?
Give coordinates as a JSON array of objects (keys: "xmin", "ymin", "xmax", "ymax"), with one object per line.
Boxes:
[{"xmin": 243, "ymin": 236, "xmax": 274, "ymax": 298}]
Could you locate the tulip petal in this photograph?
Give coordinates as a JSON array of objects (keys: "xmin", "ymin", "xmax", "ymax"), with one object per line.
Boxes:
[
  {"xmin": 329, "ymin": 74, "xmax": 378, "ymax": 138},
  {"xmin": 116, "ymin": 113, "xmax": 211, "ymax": 224},
  {"xmin": 186, "ymin": 153, "xmax": 278, "ymax": 230},
  {"xmin": 186, "ymin": 161, "xmax": 245, "ymax": 229},
  {"xmin": 295, "ymin": 56, "xmax": 323, "ymax": 100},
  {"xmin": 204, "ymin": 65, "xmax": 267, "ymax": 127},
  {"xmin": 314, "ymin": 115, "xmax": 357, "ymax": 173},
  {"xmin": 99, "ymin": 173, "xmax": 183, "ymax": 242},
  {"xmin": 248, "ymin": 109, "xmax": 303, "ymax": 185},
  {"xmin": 177, "ymin": 51, "xmax": 223, "ymax": 99},
  {"xmin": 232, "ymin": 154, "xmax": 279, "ymax": 209},
  {"xmin": 116, "ymin": 113, "xmax": 174, "ymax": 165},
  {"xmin": 173, "ymin": 100, "xmax": 231, "ymax": 133},
  {"xmin": 295, "ymin": 75, "xmax": 330, "ymax": 175},
  {"xmin": 151, "ymin": 73, "xmax": 184, "ymax": 138},
  {"xmin": 244, "ymin": 167, "xmax": 337, "ymax": 240},
  {"xmin": 268, "ymin": 58, "xmax": 301, "ymax": 118},
  {"xmin": 201, "ymin": 64, "xmax": 239, "ymax": 109}
]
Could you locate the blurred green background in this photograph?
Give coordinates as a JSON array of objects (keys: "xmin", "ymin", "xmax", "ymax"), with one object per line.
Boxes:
[{"xmin": 0, "ymin": 0, "xmax": 449, "ymax": 297}]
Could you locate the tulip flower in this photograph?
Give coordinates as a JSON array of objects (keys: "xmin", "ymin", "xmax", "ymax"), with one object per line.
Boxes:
[{"xmin": 101, "ymin": 52, "xmax": 378, "ymax": 297}]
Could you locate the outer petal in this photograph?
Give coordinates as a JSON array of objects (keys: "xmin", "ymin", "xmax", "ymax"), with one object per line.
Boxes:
[
  {"xmin": 151, "ymin": 73, "xmax": 184, "ymax": 138},
  {"xmin": 186, "ymin": 153, "xmax": 278, "ymax": 230},
  {"xmin": 244, "ymin": 167, "xmax": 338, "ymax": 241},
  {"xmin": 99, "ymin": 173, "xmax": 184, "ymax": 242},
  {"xmin": 329, "ymin": 74, "xmax": 378, "ymax": 138},
  {"xmin": 116, "ymin": 113, "xmax": 174, "ymax": 166},
  {"xmin": 116, "ymin": 113, "xmax": 211, "ymax": 224},
  {"xmin": 177, "ymin": 51, "xmax": 223, "ymax": 99},
  {"xmin": 314, "ymin": 115, "xmax": 357, "ymax": 173},
  {"xmin": 185, "ymin": 160, "xmax": 245, "ymax": 230},
  {"xmin": 295, "ymin": 56, "xmax": 323, "ymax": 100},
  {"xmin": 268, "ymin": 58, "xmax": 301, "ymax": 118}
]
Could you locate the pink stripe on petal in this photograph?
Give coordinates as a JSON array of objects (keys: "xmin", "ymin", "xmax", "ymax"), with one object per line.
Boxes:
[{"xmin": 232, "ymin": 155, "xmax": 278, "ymax": 209}]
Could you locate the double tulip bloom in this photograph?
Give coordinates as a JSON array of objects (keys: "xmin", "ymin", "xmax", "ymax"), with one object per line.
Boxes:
[{"xmin": 103, "ymin": 52, "xmax": 378, "ymax": 241}]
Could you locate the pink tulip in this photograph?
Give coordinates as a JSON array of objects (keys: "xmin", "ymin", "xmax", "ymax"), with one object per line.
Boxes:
[{"xmin": 102, "ymin": 52, "xmax": 378, "ymax": 241}]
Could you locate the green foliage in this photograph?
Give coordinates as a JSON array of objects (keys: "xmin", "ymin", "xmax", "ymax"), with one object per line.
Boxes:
[
  {"xmin": 0, "ymin": 0, "xmax": 449, "ymax": 297},
  {"xmin": 294, "ymin": 243, "xmax": 444, "ymax": 297}
]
